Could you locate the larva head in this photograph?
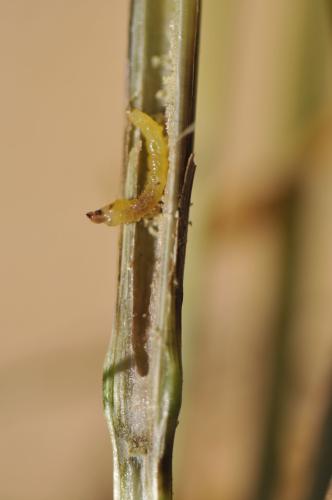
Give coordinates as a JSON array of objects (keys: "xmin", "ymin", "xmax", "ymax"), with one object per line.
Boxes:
[
  {"xmin": 86, "ymin": 199, "xmax": 135, "ymax": 226},
  {"xmin": 86, "ymin": 203, "xmax": 117, "ymax": 226},
  {"xmin": 86, "ymin": 208, "xmax": 105, "ymax": 224}
]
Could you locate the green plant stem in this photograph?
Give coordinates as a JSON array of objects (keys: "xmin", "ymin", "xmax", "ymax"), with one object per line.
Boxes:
[{"xmin": 103, "ymin": 1, "xmax": 200, "ymax": 498}]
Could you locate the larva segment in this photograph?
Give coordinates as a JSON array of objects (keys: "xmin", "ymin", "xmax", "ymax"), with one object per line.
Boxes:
[{"xmin": 86, "ymin": 109, "xmax": 168, "ymax": 226}]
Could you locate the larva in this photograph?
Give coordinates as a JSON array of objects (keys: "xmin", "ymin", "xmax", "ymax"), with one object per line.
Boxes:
[{"xmin": 86, "ymin": 109, "xmax": 169, "ymax": 226}]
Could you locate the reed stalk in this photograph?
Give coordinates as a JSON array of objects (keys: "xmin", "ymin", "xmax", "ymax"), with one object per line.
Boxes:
[{"xmin": 102, "ymin": 1, "xmax": 200, "ymax": 498}]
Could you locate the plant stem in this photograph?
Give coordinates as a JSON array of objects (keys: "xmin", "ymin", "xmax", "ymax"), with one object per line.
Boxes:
[{"xmin": 103, "ymin": 1, "xmax": 200, "ymax": 498}]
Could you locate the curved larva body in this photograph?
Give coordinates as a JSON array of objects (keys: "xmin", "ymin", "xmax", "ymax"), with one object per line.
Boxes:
[{"xmin": 87, "ymin": 109, "xmax": 168, "ymax": 226}]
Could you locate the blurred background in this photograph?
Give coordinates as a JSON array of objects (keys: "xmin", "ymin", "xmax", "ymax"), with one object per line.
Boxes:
[{"xmin": 1, "ymin": 1, "xmax": 332, "ymax": 499}]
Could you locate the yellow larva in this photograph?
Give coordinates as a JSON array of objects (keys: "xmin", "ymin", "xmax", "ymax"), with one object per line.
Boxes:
[{"xmin": 87, "ymin": 109, "xmax": 168, "ymax": 226}]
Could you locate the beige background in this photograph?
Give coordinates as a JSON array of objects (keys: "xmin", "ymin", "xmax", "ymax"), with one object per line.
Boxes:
[
  {"xmin": 1, "ymin": 2, "xmax": 127, "ymax": 498},
  {"xmin": 1, "ymin": 1, "xmax": 332, "ymax": 499}
]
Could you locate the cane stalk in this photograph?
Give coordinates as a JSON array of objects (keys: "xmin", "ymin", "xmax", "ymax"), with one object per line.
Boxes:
[{"xmin": 102, "ymin": 1, "xmax": 200, "ymax": 498}]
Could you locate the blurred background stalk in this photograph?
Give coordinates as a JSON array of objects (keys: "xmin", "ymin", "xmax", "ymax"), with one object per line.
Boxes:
[
  {"xmin": 103, "ymin": 1, "xmax": 200, "ymax": 498},
  {"xmin": 177, "ymin": 1, "xmax": 332, "ymax": 499}
]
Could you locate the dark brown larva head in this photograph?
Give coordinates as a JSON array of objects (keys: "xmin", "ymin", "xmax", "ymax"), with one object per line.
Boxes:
[{"xmin": 86, "ymin": 209, "xmax": 105, "ymax": 224}]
